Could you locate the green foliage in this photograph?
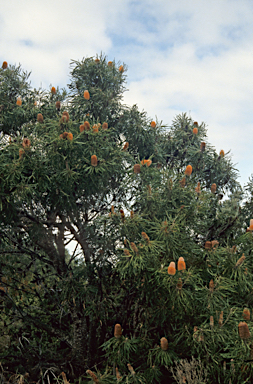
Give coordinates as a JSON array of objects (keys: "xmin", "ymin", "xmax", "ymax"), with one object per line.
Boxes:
[{"xmin": 1, "ymin": 54, "xmax": 253, "ymax": 384}]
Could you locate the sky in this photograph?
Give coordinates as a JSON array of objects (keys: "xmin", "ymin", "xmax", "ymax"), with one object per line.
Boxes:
[{"xmin": 1, "ymin": 0, "xmax": 253, "ymax": 187}]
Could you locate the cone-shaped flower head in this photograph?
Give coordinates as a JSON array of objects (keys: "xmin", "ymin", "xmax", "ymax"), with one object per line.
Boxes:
[
  {"xmin": 177, "ymin": 257, "xmax": 186, "ymax": 271},
  {"xmin": 168, "ymin": 261, "xmax": 176, "ymax": 275},
  {"xmin": 134, "ymin": 164, "xmax": 141, "ymax": 174},
  {"xmin": 238, "ymin": 322, "xmax": 251, "ymax": 340},
  {"xmin": 160, "ymin": 337, "xmax": 169, "ymax": 351},
  {"xmin": 91, "ymin": 155, "xmax": 98, "ymax": 167},
  {"xmin": 83, "ymin": 90, "xmax": 90, "ymax": 100},
  {"xmin": 114, "ymin": 323, "xmax": 122, "ymax": 338},
  {"xmin": 185, "ymin": 165, "xmax": 192, "ymax": 176}
]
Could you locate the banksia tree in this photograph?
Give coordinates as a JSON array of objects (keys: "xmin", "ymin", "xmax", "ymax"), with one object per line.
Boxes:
[{"xmin": 1, "ymin": 54, "xmax": 252, "ymax": 384}]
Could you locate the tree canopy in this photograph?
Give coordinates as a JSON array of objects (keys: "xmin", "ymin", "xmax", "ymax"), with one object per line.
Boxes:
[{"xmin": 1, "ymin": 55, "xmax": 253, "ymax": 384}]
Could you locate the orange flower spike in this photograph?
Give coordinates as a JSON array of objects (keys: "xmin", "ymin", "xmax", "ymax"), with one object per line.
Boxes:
[
  {"xmin": 249, "ymin": 219, "xmax": 253, "ymax": 230},
  {"xmin": 86, "ymin": 370, "xmax": 99, "ymax": 384},
  {"xmin": 116, "ymin": 368, "xmax": 121, "ymax": 380},
  {"xmin": 177, "ymin": 257, "xmax": 186, "ymax": 271},
  {"xmin": 180, "ymin": 177, "xmax": 186, "ymax": 187},
  {"xmin": 102, "ymin": 122, "xmax": 108, "ymax": 130},
  {"xmin": 124, "ymin": 249, "xmax": 130, "ymax": 256},
  {"xmin": 185, "ymin": 165, "xmax": 192, "ymax": 176},
  {"xmin": 219, "ymin": 311, "xmax": 223, "ymax": 327},
  {"xmin": 168, "ymin": 261, "xmax": 176, "ymax": 276},
  {"xmin": 211, "ymin": 240, "xmax": 219, "ymax": 249},
  {"xmin": 79, "ymin": 124, "xmax": 85, "ymax": 133},
  {"xmin": 16, "ymin": 97, "xmax": 22, "ymax": 106},
  {"xmin": 192, "ymin": 127, "xmax": 198, "ymax": 134},
  {"xmin": 243, "ymin": 308, "xmax": 250, "ymax": 321},
  {"xmin": 93, "ymin": 124, "xmax": 99, "ymax": 133},
  {"xmin": 51, "ymin": 86, "xmax": 56, "ymax": 94},
  {"xmin": 119, "ymin": 65, "xmax": 124, "ymax": 73},
  {"xmin": 91, "ymin": 155, "xmax": 98, "ymax": 167},
  {"xmin": 205, "ymin": 241, "xmax": 212, "ymax": 249},
  {"xmin": 150, "ymin": 121, "xmax": 156, "ymax": 128},
  {"xmin": 2, "ymin": 61, "xmax": 8, "ymax": 69},
  {"xmin": 83, "ymin": 90, "xmax": 90, "ymax": 100},
  {"xmin": 19, "ymin": 149, "xmax": 25, "ymax": 159},
  {"xmin": 238, "ymin": 321, "xmax": 251, "ymax": 340},
  {"xmin": 127, "ymin": 364, "xmax": 135, "ymax": 376},
  {"xmin": 62, "ymin": 111, "xmax": 69, "ymax": 122},
  {"xmin": 67, "ymin": 132, "xmax": 73, "ymax": 141},
  {"xmin": 22, "ymin": 138, "xmax": 31, "ymax": 148},
  {"xmin": 108, "ymin": 61, "xmax": 113, "ymax": 66},
  {"xmin": 114, "ymin": 323, "xmax": 122, "ymax": 338},
  {"xmin": 195, "ymin": 182, "xmax": 201, "ymax": 194},
  {"xmin": 119, "ymin": 209, "xmax": 125, "ymax": 221},
  {"xmin": 194, "ymin": 121, "xmax": 198, "ymax": 127},
  {"xmin": 95, "ymin": 58, "xmax": 100, "ymax": 63},
  {"xmin": 37, "ymin": 113, "xmax": 44, "ymax": 123},
  {"xmin": 235, "ymin": 254, "xmax": 246, "ymax": 268},
  {"xmin": 146, "ymin": 159, "xmax": 152, "ymax": 167},
  {"xmin": 220, "ymin": 149, "xmax": 225, "ymax": 157},
  {"xmin": 61, "ymin": 372, "xmax": 70, "ymax": 384},
  {"xmin": 130, "ymin": 242, "xmax": 138, "ymax": 253},
  {"xmin": 177, "ymin": 278, "xmax": 183, "ymax": 290},
  {"xmin": 209, "ymin": 279, "xmax": 214, "ymax": 292},
  {"xmin": 200, "ymin": 142, "xmax": 206, "ymax": 152},
  {"xmin": 134, "ymin": 164, "xmax": 141, "ymax": 174},
  {"xmin": 83, "ymin": 121, "xmax": 90, "ymax": 131},
  {"xmin": 141, "ymin": 231, "xmax": 150, "ymax": 243},
  {"xmin": 123, "ymin": 142, "xmax": 129, "ymax": 151},
  {"xmin": 160, "ymin": 337, "xmax": 169, "ymax": 351},
  {"xmin": 55, "ymin": 101, "xmax": 61, "ymax": 109},
  {"xmin": 211, "ymin": 183, "xmax": 217, "ymax": 193}
]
